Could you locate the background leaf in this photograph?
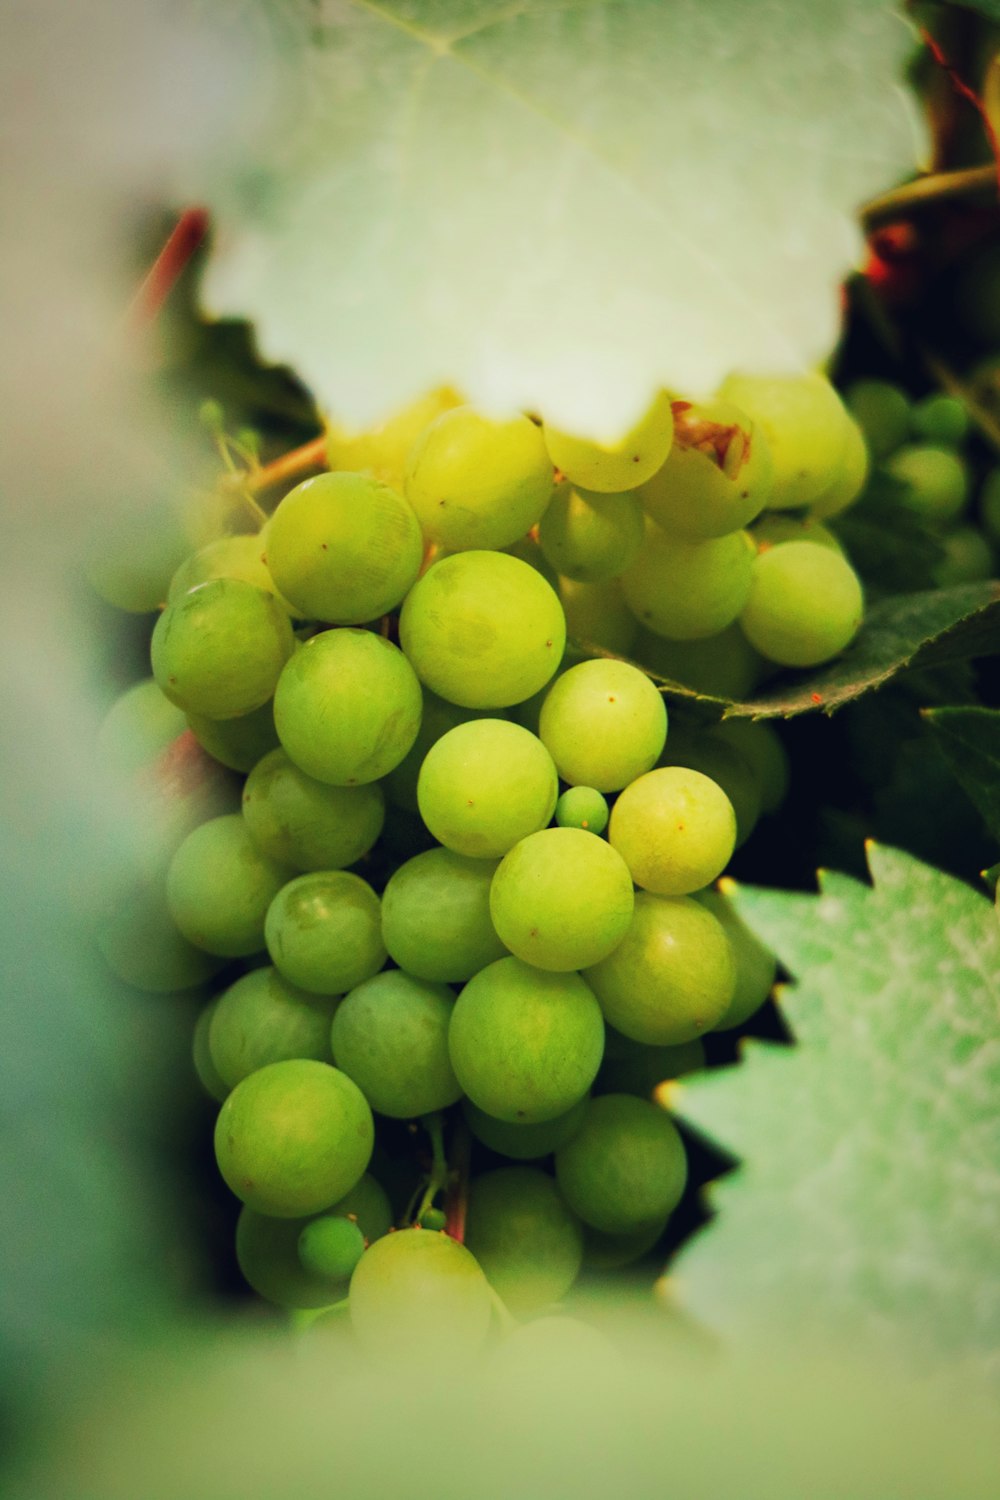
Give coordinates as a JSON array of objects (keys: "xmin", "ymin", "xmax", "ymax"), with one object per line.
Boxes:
[{"xmin": 924, "ymin": 705, "xmax": 1000, "ymax": 843}]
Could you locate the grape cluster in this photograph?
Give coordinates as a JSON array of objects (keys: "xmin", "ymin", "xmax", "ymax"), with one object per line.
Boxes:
[{"xmin": 93, "ymin": 374, "xmax": 872, "ymax": 1352}]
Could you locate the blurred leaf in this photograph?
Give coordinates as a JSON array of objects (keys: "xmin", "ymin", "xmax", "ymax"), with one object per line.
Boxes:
[
  {"xmin": 924, "ymin": 705, "xmax": 1000, "ymax": 842},
  {"xmin": 672, "ymin": 843, "xmax": 1000, "ymax": 1376}
]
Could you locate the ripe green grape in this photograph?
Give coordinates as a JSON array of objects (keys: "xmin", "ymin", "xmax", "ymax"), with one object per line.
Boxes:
[
  {"xmin": 543, "ymin": 390, "xmax": 674, "ymax": 491},
  {"xmin": 462, "ymin": 1096, "xmax": 588, "ymax": 1160},
  {"xmin": 719, "ymin": 372, "xmax": 853, "ymax": 509},
  {"xmin": 597, "ymin": 1028, "xmax": 705, "ymax": 1098},
  {"xmin": 558, "ymin": 576, "xmax": 638, "ymax": 657},
  {"xmin": 537, "ymin": 483, "xmax": 644, "ymax": 582},
  {"xmin": 274, "ymin": 629, "xmax": 422, "ymax": 785},
  {"xmin": 751, "ymin": 513, "xmax": 843, "ymax": 553},
  {"xmin": 96, "ymin": 679, "xmax": 186, "ymax": 775},
  {"xmin": 638, "ymin": 399, "xmax": 772, "ymax": 538},
  {"xmin": 214, "ymin": 1059, "xmax": 374, "ymax": 1217},
  {"xmin": 416, "ymin": 718, "xmax": 558, "ymax": 857},
  {"xmin": 185, "ymin": 699, "xmax": 280, "ymax": 773},
  {"xmin": 298, "ymin": 1215, "xmax": 366, "ymax": 1281},
  {"xmin": 167, "ymin": 533, "xmax": 300, "ymax": 617},
  {"xmin": 845, "ymin": 378, "xmax": 910, "ymax": 459},
  {"xmin": 620, "ymin": 522, "xmax": 755, "ymax": 639},
  {"xmin": 404, "ymin": 406, "xmax": 553, "ymax": 550},
  {"xmin": 581, "ymin": 1217, "xmax": 669, "ymax": 1271},
  {"xmin": 151, "ymin": 578, "xmax": 295, "ymax": 720},
  {"xmin": 465, "ymin": 1167, "xmax": 583, "ymax": 1314},
  {"xmin": 584, "ymin": 892, "xmax": 735, "ymax": 1044},
  {"xmin": 710, "ymin": 719, "xmax": 789, "ymax": 814},
  {"xmin": 331, "ymin": 970, "xmax": 462, "ymax": 1118},
  {"xmin": 327, "ymin": 386, "xmax": 461, "ymax": 490},
  {"xmin": 193, "ymin": 1000, "xmax": 229, "ymax": 1102},
  {"xmin": 633, "ymin": 622, "xmax": 761, "ymax": 700},
  {"xmin": 242, "ymin": 748, "xmax": 385, "ymax": 871},
  {"xmin": 807, "ymin": 415, "xmax": 869, "ymax": 520},
  {"xmin": 449, "ymin": 957, "xmax": 604, "ymax": 1122},
  {"xmin": 96, "ymin": 878, "xmax": 224, "ymax": 993},
  {"xmin": 740, "ymin": 540, "xmax": 864, "ymax": 667},
  {"xmin": 167, "ymin": 815, "xmax": 291, "ymax": 957},
  {"xmin": 554, "ymin": 1093, "xmax": 687, "ymax": 1233},
  {"xmin": 349, "ymin": 1227, "xmax": 492, "ymax": 1361},
  {"xmin": 384, "ymin": 691, "xmax": 501, "ymax": 814},
  {"xmin": 695, "ymin": 888, "xmax": 776, "ymax": 1031},
  {"xmin": 264, "ymin": 472, "xmax": 423, "ymax": 623},
  {"xmin": 538, "ymin": 657, "xmax": 667, "ymax": 791},
  {"xmin": 932, "ymin": 526, "xmax": 994, "ymax": 586},
  {"xmin": 380, "ymin": 847, "xmax": 507, "ymax": 982},
  {"xmin": 265, "ymin": 871, "xmax": 385, "ymax": 995},
  {"xmin": 609, "ymin": 766, "xmax": 736, "ymax": 895},
  {"xmin": 399, "ymin": 550, "xmax": 565, "ymax": 707},
  {"xmin": 658, "ymin": 729, "xmax": 761, "ymax": 848},
  {"xmin": 555, "ymin": 786, "xmax": 609, "ymax": 834},
  {"xmin": 884, "ymin": 444, "xmax": 970, "ymax": 525},
  {"xmin": 489, "ymin": 827, "xmax": 634, "ymax": 971},
  {"xmin": 208, "ymin": 966, "xmax": 338, "ymax": 1089}
]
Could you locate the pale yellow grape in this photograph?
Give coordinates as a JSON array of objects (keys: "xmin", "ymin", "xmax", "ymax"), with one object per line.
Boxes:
[
  {"xmin": 417, "ymin": 718, "xmax": 558, "ymax": 858},
  {"xmin": 809, "ymin": 416, "xmax": 869, "ymax": 519},
  {"xmin": 609, "ymin": 766, "xmax": 736, "ymax": 895},
  {"xmin": 638, "ymin": 399, "xmax": 772, "ymax": 538},
  {"xmin": 538, "ymin": 483, "xmax": 644, "ymax": 582},
  {"xmin": 543, "ymin": 390, "xmax": 674, "ymax": 492},
  {"xmin": 559, "ymin": 576, "xmax": 638, "ymax": 656},
  {"xmin": 719, "ymin": 371, "xmax": 852, "ymax": 509},
  {"xmin": 740, "ymin": 541, "xmax": 864, "ymax": 667},
  {"xmin": 538, "ymin": 658, "xmax": 667, "ymax": 791},
  {"xmin": 167, "ymin": 534, "xmax": 301, "ymax": 617},
  {"xmin": 349, "ymin": 1227, "xmax": 492, "ymax": 1361},
  {"xmin": 620, "ymin": 521, "xmax": 755, "ymax": 640},
  {"xmin": 326, "ymin": 386, "xmax": 461, "ymax": 491}
]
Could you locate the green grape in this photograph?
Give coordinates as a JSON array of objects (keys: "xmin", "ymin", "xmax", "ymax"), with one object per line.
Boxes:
[
  {"xmin": 503, "ymin": 531, "xmax": 561, "ymax": 591},
  {"xmin": 419, "ymin": 1206, "xmax": 448, "ymax": 1231},
  {"xmin": 658, "ymin": 729, "xmax": 761, "ymax": 848},
  {"xmin": 884, "ymin": 444, "xmax": 970, "ymax": 525},
  {"xmin": 740, "ymin": 540, "xmax": 864, "ymax": 667},
  {"xmin": 638, "ymin": 399, "xmax": 772, "ymax": 538},
  {"xmin": 710, "ymin": 718, "xmax": 789, "ymax": 814},
  {"xmin": 597, "ymin": 1028, "xmax": 705, "ymax": 1098},
  {"xmin": 193, "ymin": 1000, "xmax": 229, "ymax": 1102},
  {"xmin": 416, "ymin": 718, "xmax": 558, "ymax": 858},
  {"xmin": 242, "ymin": 748, "xmax": 385, "ymax": 871},
  {"xmin": 543, "ymin": 390, "xmax": 674, "ymax": 492},
  {"xmin": 185, "ymin": 699, "xmax": 280, "ymax": 773},
  {"xmin": 265, "ymin": 871, "xmax": 385, "ymax": 995},
  {"xmin": 538, "ymin": 658, "xmax": 667, "ymax": 791},
  {"xmin": 558, "ymin": 576, "xmax": 638, "ymax": 656},
  {"xmin": 633, "ymin": 622, "xmax": 762, "ymax": 700},
  {"xmin": 96, "ymin": 679, "xmax": 186, "ymax": 775},
  {"xmin": 85, "ymin": 497, "xmax": 206, "ymax": 614},
  {"xmin": 236, "ymin": 1173, "xmax": 392, "ymax": 1307},
  {"xmin": 95, "ymin": 878, "xmax": 224, "ymax": 994},
  {"xmin": 719, "ymin": 371, "xmax": 853, "ymax": 509},
  {"xmin": 167, "ymin": 533, "xmax": 300, "ymax": 617},
  {"xmin": 167, "ymin": 815, "xmax": 291, "ymax": 957},
  {"xmin": 695, "ymin": 888, "xmax": 777, "ymax": 1031},
  {"xmin": 537, "ymin": 482, "xmax": 644, "ymax": 583},
  {"xmin": 298, "ymin": 1215, "xmax": 366, "ymax": 1281},
  {"xmin": 383, "ymin": 691, "xmax": 500, "ymax": 815},
  {"xmin": 462, "ymin": 1096, "xmax": 587, "ymax": 1160},
  {"xmin": 609, "ymin": 766, "xmax": 736, "ymax": 895},
  {"xmin": 399, "ymin": 550, "xmax": 565, "ymax": 708},
  {"xmin": 465, "ymin": 1167, "xmax": 583, "ymax": 1314},
  {"xmin": 845, "ymin": 378, "xmax": 910, "ymax": 459},
  {"xmin": 555, "ymin": 786, "xmax": 609, "ymax": 834},
  {"xmin": 349, "ymin": 1227, "xmax": 492, "ymax": 1361},
  {"xmin": 274, "ymin": 629, "xmax": 423, "ymax": 785},
  {"xmin": 581, "ymin": 1217, "xmax": 669, "ymax": 1271},
  {"xmin": 215, "ymin": 1058, "xmax": 374, "ymax": 1217},
  {"xmin": 809, "ymin": 416, "xmax": 869, "ymax": 520},
  {"xmin": 751, "ymin": 513, "xmax": 844, "ymax": 553},
  {"xmin": 932, "ymin": 526, "xmax": 994, "ymax": 586},
  {"xmin": 584, "ymin": 892, "xmax": 735, "ymax": 1044},
  {"xmin": 331, "ymin": 970, "xmax": 461, "ymax": 1118},
  {"xmin": 554, "ymin": 1093, "xmax": 687, "ymax": 1234},
  {"xmin": 380, "ymin": 848, "xmax": 507, "ymax": 983},
  {"xmin": 327, "ymin": 386, "xmax": 461, "ymax": 491},
  {"xmin": 489, "ymin": 827, "xmax": 634, "ymax": 971},
  {"xmin": 620, "ymin": 521, "xmax": 755, "ymax": 639},
  {"xmin": 980, "ymin": 467, "xmax": 1000, "ymax": 543},
  {"xmin": 404, "ymin": 406, "xmax": 554, "ymax": 550},
  {"xmin": 207, "ymin": 966, "xmax": 338, "ymax": 1089},
  {"xmin": 151, "ymin": 578, "xmax": 295, "ymax": 720},
  {"xmin": 264, "ymin": 472, "xmax": 423, "ymax": 623},
  {"xmin": 449, "ymin": 957, "xmax": 604, "ymax": 1122}
]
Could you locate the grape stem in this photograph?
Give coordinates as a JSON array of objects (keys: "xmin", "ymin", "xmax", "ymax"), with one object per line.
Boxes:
[
  {"xmin": 413, "ymin": 1112, "xmax": 450, "ymax": 1223},
  {"xmin": 235, "ymin": 435, "xmax": 328, "ymax": 496},
  {"xmin": 858, "ymin": 164, "xmax": 998, "ymax": 232},
  {"xmin": 444, "ymin": 1120, "xmax": 471, "ymax": 1244},
  {"xmin": 126, "ymin": 207, "xmax": 209, "ymax": 331}
]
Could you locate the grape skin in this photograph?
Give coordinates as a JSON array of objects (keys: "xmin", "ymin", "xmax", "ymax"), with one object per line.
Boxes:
[
  {"xmin": 349, "ymin": 1227, "xmax": 492, "ymax": 1360},
  {"xmin": 538, "ymin": 658, "xmax": 667, "ymax": 792},
  {"xmin": 609, "ymin": 766, "xmax": 737, "ymax": 895},
  {"xmin": 465, "ymin": 1167, "xmax": 584, "ymax": 1314},
  {"xmin": 331, "ymin": 970, "xmax": 462, "ymax": 1118},
  {"xmin": 554, "ymin": 1093, "xmax": 687, "ymax": 1234}
]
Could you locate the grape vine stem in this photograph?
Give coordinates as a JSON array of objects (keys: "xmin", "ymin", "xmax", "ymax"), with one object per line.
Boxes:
[
  {"xmin": 444, "ymin": 1120, "xmax": 471, "ymax": 1244},
  {"xmin": 236, "ymin": 435, "xmax": 329, "ymax": 495},
  {"xmin": 126, "ymin": 207, "xmax": 209, "ymax": 330},
  {"xmin": 859, "ymin": 165, "xmax": 998, "ymax": 232}
]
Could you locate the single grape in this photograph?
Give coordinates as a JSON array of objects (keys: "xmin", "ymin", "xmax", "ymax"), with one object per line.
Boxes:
[
  {"xmin": 274, "ymin": 629, "xmax": 422, "ymax": 785},
  {"xmin": 167, "ymin": 815, "xmax": 291, "ymax": 958},
  {"xmin": 331, "ymin": 970, "xmax": 461, "ymax": 1118},
  {"xmin": 416, "ymin": 718, "xmax": 558, "ymax": 857},
  {"xmin": 404, "ymin": 406, "xmax": 554, "ymax": 550},
  {"xmin": 808, "ymin": 413, "xmax": 869, "ymax": 520},
  {"xmin": 558, "ymin": 575, "xmax": 638, "ymax": 657},
  {"xmin": 719, "ymin": 372, "xmax": 853, "ymax": 509},
  {"xmin": 449, "ymin": 957, "xmax": 604, "ymax": 1122},
  {"xmin": 620, "ymin": 522, "xmax": 755, "ymax": 639},
  {"xmin": 633, "ymin": 622, "xmax": 762, "ymax": 700},
  {"xmin": 609, "ymin": 766, "xmax": 736, "ymax": 895},
  {"xmin": 349, "ymin": 1227, "xmax": 493, "ymax": 1360},
  {"xmin": 265, "ymin": 870, "xmax": 385, "ymax": 995},
  {"xmin": 884, "ymin": 444, "xmax": 969, "ymax": 525},
  {"xmin": 543, "ymin": 390, "xmax": 674, "ymax": 491},
  {"xmin": 584, "ymin": 892, "xmax": 735, "ymax": 1044},
  {"xmin": 845, "ymin": 378, "xmax": 910, "ymax": 459},
  {"xmin": 96, "ymin": 679, "xmax": 186, "ymax": 775},
  {"xmin": 380, "ymin": 848, "xmax": 507, "ymax": 983},
  {"xmin": 384, "ymin": 692, "xmax": 502, "ymax": 814},
  {"xmin": 489, "ymin": 827, "xmax": 634, "ymax": 971},
  {"xmin": 739, "ymin": 540, "xmax": 864, "ymax": 667},
  {"xmin": 419, "ymin": 1206, "xmax": 448, "ymax": 1231},
  {"xmin": 465, "ymin": 1167, "xmax": 584, "ymax": 1314},
  {"xmin": 96, "ymin": 879, "xmax": 224, "ymax": 994},
  {"xmin": 215, "ymin": 1059, "xmax": 374, "ymax": 1217},
  {"xmin": 932, "ymin": 526, "xmax": 995, "ymax": 586},
  {"xmin": 167, "ymin": 533, "xmax": 300, "ymax": 617},
  {"xmin": 242, "ymin": 748, "xmax": 385, "ymax": 871},
  {"xmin": 264, "ymin": 471, "xmax": 423, "ymax": 623},
  {"xmin": 657, "ymin": 729, "xmax": 761, "ymax": 848},
  {"xmin": 185, "ymin": 699, "xmax": 280, "ymax": 773},
  {"xmin": 695, "ymin": 888, "xmax": 776, "ymax": 1031},
  {"xmin": 555, "ymin": 786, "xmax": 609, "ymax": 834},
  {"xmin": 554, "ymin": 1094, "xmax": 687, "ymax": 1234},
  {"xmin": 399, "ymin": 550, "xmax": 565, "ymax": 707},
  {"xmin": 327, "ymin": 386, "xmax": 461, "ymax": 490},
  {"xmin": 208, "ymin": 966, "xmax": 338, "ymax": 1089},
  {"xmin": 298, "ymin": 1215, "xmax": 366, "ymax": 1281},
  {"xmin": 462, "ymin": 1096, "xmax": 588, "ymax": 1160},
  {"xmin": 192, "ymin": 999, "xmax": 229, "ymax": 1102},
  {"xmin": 597, "ymin": 1028, "xmax": 705, "ymax": 1098},
  {"xmin": 638, "ymin": 399, "xmax": 772, "ymax": 538},
  {"xmin": 710, "ymin": 718, "xmax": 789, "ymax": 814},
  {"xmin": 538, "ymin": 657, "xmax": 667, "ymax": 791},
  {"xmin": 537, "ymin": 483, "xmax": 644, "ymax": 582},
  {"xmin": 151, "ymin": 578, "xmax": 295, "ymax": 720},
  {"xmin": 751, "ymin": 513, "xmax": 843, "ymax": 553}
]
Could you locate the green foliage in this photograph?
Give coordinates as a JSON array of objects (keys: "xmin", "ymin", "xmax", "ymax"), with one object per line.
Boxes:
[{"xmin": 924, "ymin": 706, "xmax": 1000, "ymax": 844}]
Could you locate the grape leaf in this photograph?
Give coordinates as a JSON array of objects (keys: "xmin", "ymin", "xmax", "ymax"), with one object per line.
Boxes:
[
  {"xmin": 671, "ymin": 843, "xmax": 1000, "ymax": 1375},
  {"xmin": 923, "ymin": 706, "xmax": 1000, "ymax": 844},
  {"xmin": 193, "ymin": 0, "xmax": 922, "ymax": 434}
]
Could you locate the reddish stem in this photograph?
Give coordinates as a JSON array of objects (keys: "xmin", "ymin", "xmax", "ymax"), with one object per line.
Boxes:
[
  {"xmin": 127, "ymin": 207, "xmax": 210, "ymax": 331},
  {"xmin": 245, "ymin": 435, "xmax": 329, "ymax": 494},
  {"xmin": 444, "ymin": 1123, "xmax": 471, "ymax": 1244},
  {"xmin": 920, "ymin": 28, "xmax": 1000, "ymax": 188}
]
